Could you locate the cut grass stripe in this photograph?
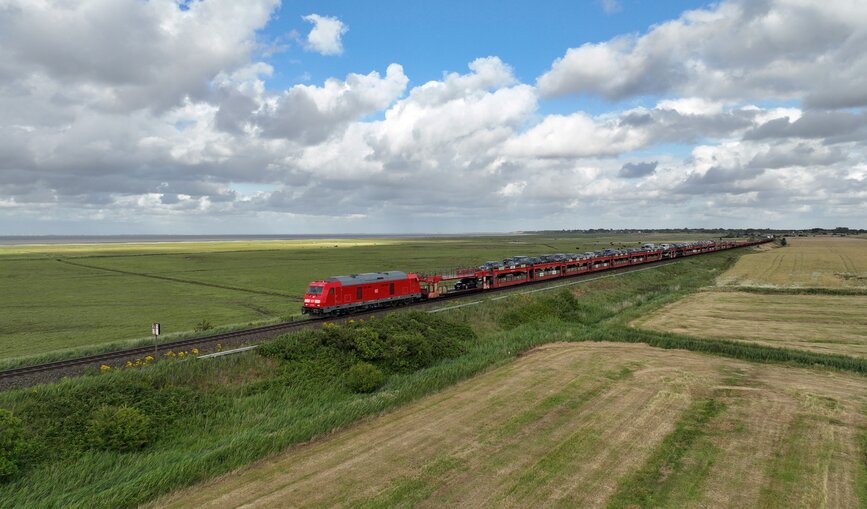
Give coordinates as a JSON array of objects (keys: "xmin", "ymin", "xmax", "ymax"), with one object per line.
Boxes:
[
  {"xmin": 716, "ymin": 286, "xmax": 867, "ymax": 296},
  {"xmin": 857, "ymin": 415, "xmax": 867, "ymax": 509},
  {"xmin": 606, "ymin": 399, "xmax": 726, "ymax": 509},
  {"xmin": 492, "ymin": 366, "xmax": 633, "ymax": 441},
  {"xmin": 590, "ymin": 326, "xmax": 867, "ymax": 375},
  {"xmin": 757, "ymin": 414, "xmax": 834, "ymax": 508},
  {"xmin": 354, "ymin": 455, "xmax": 468, "ymax": 508}
]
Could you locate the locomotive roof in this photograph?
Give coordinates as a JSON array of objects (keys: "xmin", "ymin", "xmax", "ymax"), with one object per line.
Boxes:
[{"xmin": 325, "ymin": 271, "xmax": 409, "ymax": 285}]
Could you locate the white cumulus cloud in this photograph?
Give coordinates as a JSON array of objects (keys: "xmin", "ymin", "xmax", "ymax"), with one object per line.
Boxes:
[
  {"xmin": 302, "ymin": 14, "xmax": 348, "ymax": 56},
  {"xmin": 1, "ymin": 0, "xmax": 866, "ymax": 233},
  {"xmin": 537, "ymin": 0, "xmax": 867, "ymax": 108},
  {"xmin": 0, "ymin": 0, "xmax": 279, "ymax": 113}
]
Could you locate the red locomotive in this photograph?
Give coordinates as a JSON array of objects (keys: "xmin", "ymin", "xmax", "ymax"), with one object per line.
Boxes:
[
  {"xmin": 302, "ymin": 271, "xmax": 422, "ymax": 315},
  {"xmin": 302, "ymin": 238, "xmax": 773, "ymax": 316}
]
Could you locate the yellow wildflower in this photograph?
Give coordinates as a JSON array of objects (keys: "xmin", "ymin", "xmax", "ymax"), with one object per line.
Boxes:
[
  {"xmin": 100, "ymin": 364, "xmax": 111, "ymax": 372},
  {"xmin": 191, "ymin": 348, "xmax": 199, "ymax": 355}
]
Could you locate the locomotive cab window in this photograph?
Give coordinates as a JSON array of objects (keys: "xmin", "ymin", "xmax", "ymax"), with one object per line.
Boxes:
[
  {"xmin": 356, "ymin": 287, "xmax": 363, "ymax": 300},
  {"xmin": 307, "ymin": 286, "xmax": 324, "ymax": 295}
]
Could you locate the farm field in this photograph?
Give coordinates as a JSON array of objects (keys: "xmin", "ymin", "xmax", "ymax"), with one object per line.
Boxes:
[
  {"xmin": 3, "ymin": 248, "xmax": 865, "ymax": 509},
  {"xmin": 633, "ymin": 291, "xmax": 867, "ymax": 357},
  {"xmin": 717, "ymin": 237, "xmax": 867, "ymax": 288},
  {"xmin": 0, "ymin": 233, "xmax": 718, "ymax": 361},
  {"xmin": 636, "ymin": 236, "xmax": 867, "ymax": 358},
  {"xmin": 0, "ymin": 258, "xmax": 290, "ymax": 361},
  {"xmin": 155, "ymin": 342, "xmax": 867, "ymax": 509}
]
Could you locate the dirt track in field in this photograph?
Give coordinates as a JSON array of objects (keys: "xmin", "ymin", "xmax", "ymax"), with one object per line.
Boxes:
[{"xmin": 154, "ymin": 343, "xmax": 867, "ymax": 509}]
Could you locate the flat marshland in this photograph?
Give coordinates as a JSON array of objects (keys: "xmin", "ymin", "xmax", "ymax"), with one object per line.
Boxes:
[
  {"xmin": 636, "ymin": 236, "xmax": 867, "ymax": 358},
  {"xmin": 2, "ymin": 236, "xmax": 866, "ymax": 508},
  {"xmin": 0, "ymin": 233, "xmax": 715, "ymax": 363}
]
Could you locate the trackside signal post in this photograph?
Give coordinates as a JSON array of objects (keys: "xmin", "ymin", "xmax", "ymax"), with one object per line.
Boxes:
[{"xmin": 152, "ymin": 322, "xmax": 160, "ymax": 356}]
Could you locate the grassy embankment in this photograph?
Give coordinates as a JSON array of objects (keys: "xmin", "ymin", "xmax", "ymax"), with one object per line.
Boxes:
[
  {"xmin": 0, "ymin": 232, "xmax": 718, "ymax": 365},
  {"xmin": 3, "ymin": 245, "xmax": 867, "ymax": 508},
  {"xmin": 155, "ymin": 343, "xmax": 867, "ymax": 509},
  {"xmin": 634, "ymin": 236, "xmax": 867, "ymax": 358}
]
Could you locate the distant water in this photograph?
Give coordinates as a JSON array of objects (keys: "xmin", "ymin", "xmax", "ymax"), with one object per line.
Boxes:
[{"xmin": 0, "ymin": 234, "xmax": 438, "ymax": 246}]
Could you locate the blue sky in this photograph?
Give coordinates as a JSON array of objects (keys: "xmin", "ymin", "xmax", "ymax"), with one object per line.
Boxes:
[
  {"xmin": 1, "ymin": 0, "xmax": 866, "ymax": 234},
  {"xmin": 259, "ymin": 0, "xmax": 707, "ymax": 111}
]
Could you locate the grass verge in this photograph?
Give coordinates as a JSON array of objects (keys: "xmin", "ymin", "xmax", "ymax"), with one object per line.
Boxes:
[
  {"xmin": 716, "ymin": 286, "xmax": 867, "ymax": 296},
  {"xmin": 0, "ymin": 315, "xmax": 299, "ymax": 372}
]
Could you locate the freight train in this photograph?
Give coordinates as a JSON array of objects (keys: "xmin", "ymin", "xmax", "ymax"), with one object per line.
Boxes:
[{"xmin": 301, "ymin": 238, "xmax": 772, "ymax": 316}]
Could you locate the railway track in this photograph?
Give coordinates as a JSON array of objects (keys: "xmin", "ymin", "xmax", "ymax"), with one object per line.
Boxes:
[
  {"xmin": 0, "ymin": 245, "xmax": 758, "ymax": 390},
  {"xmin": 0, "ymin": 320, "xmax": 328, "ymax": 390}
]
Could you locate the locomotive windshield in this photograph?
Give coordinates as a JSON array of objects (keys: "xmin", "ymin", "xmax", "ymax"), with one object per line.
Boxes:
[{"xmin": 307, "ymin": 285, "xmax": 324, "ymax": 295}]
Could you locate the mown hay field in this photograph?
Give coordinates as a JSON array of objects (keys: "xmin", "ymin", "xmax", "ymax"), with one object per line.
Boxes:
[
  {"xmin": 0, "ymin": 233, "xmax": 716, "ymax": 361},
  {"xmin": 717, "ymin": 237, "xmax": 867, "ymax": 288},
  {"xmin": 633, "ymin": 291, "xmax": 867, "ymax": 357},
  {"xmin": 636, "ymin": 236, "xmax": 867, "ymax": 358},
  {"xmin": 154, "ymin": 342, "xmax": 867, "ymax": 509}
]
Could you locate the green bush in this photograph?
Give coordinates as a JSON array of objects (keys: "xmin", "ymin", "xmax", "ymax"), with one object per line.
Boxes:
[
  {"xmin": 351, "ymin": 328, "xmax": 387, "ymax": 360},
  {"xmin": 0, "ymin": 409, "xmax": 28, "ymax": 481},
  {"xmin": 385, "ymin": 331, "xmax": 433, "ymax": 372},
  {"xmin": 8, "ymin": 374, "xmax": 201, "ymax": 462},
  {"xmin": 345, "ymin": 362, "xmax": 386, "ymax": 393},
  {"xmin": 260, "ymin": 312, "xmax": 475, "ymax": 385},
  {"xmin": 258, "ymin": 330, "xmax": 325, "ymax": 361},
  {"xmin": 499, "ymin": 290, "xmax": 583, "ymax": 328},
  {"xmin": 87, "ymin": 405, "xmax": 152, "ymax": 452}
]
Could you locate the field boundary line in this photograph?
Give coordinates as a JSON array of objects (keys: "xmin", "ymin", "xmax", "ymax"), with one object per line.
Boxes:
[
  {"xmin": 56, "ymin": 258, "xmax": 298, "ymax": 300},
  {"xmin": 595, "ymin": 327, "xmax": 867, "ymax": 375},
  {"xmin": 714, "ymin": 286, "xmax": 867, "ymax": 296}
]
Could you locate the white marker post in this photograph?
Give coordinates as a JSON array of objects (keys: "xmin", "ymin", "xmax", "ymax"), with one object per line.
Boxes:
[{"xmin": 151, "ymin": 322, "xmax": 160, "ymax": 357}]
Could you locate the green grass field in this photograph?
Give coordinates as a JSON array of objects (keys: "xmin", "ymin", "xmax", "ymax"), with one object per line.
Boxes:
[
  {"xmin": 3, "ymin": 248, "xmax": 865, "ymax": 509},
  {"xmin": 0, "ymin": 233, "xmax": 719, "ymax": 361}
]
